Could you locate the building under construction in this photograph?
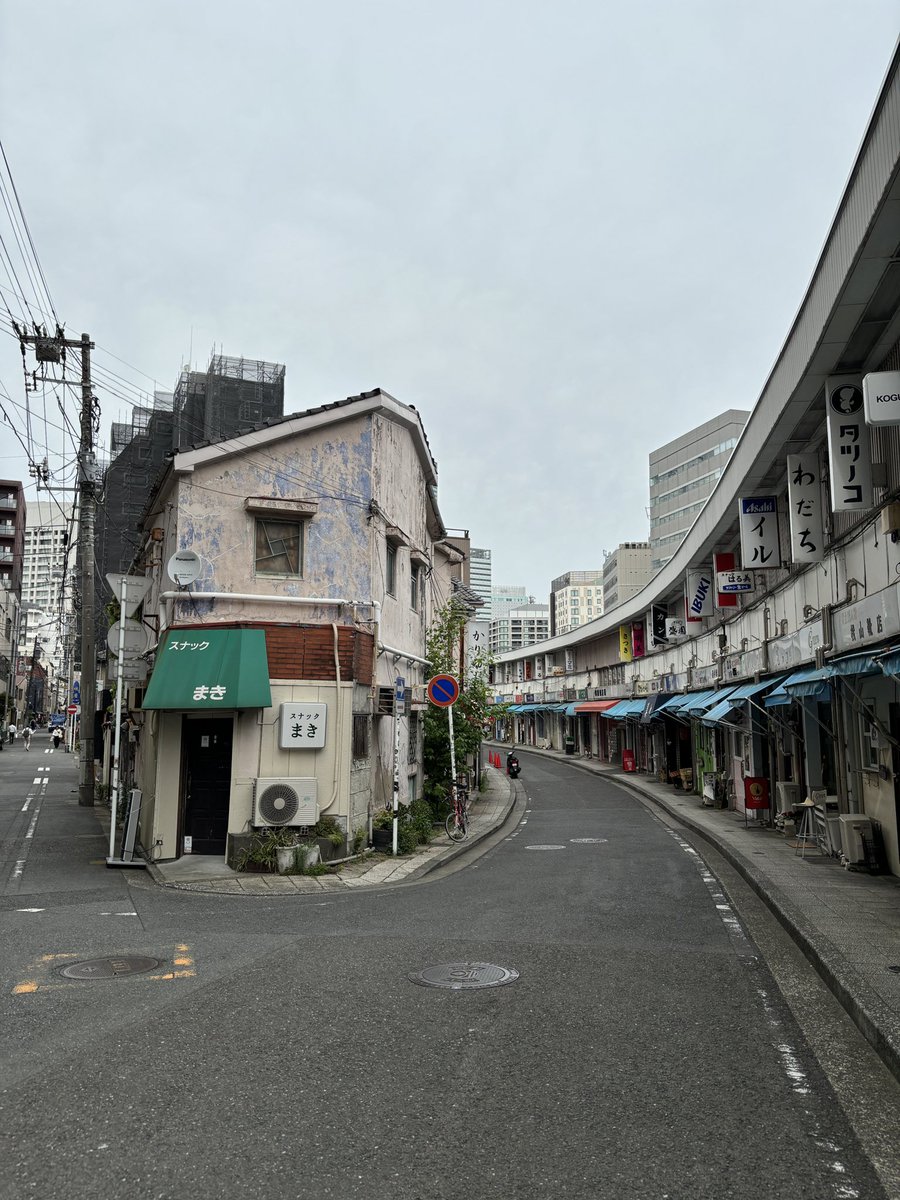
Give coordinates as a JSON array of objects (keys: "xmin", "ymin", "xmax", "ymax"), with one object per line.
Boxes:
[{"xmin": 96, "ymin": 354, "xmax": 286, "ymax": 619}]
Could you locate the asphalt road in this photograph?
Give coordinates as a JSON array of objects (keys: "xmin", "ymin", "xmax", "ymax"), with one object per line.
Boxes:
[{"xmin": 1, "ymin": 735, "xmax": 897, "ymax": 1199}]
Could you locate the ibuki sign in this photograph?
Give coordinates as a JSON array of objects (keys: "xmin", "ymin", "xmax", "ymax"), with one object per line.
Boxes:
[
  {"xmin": 279, "ymin": 702, "xmax": 327, "ymax": 749},
  {"xmin": 826, "ymin": 377, "xmax": 873, "ymax": 511},
  {"xmin": 686, "ymin": 570, "xmax": 714, "ymax": 619},
  {"xmin": 738, "ymin": 497, "xmax": 780, "ymax": 568}
]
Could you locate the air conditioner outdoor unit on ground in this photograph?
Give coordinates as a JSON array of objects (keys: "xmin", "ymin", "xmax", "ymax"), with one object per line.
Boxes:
[
  {"xmin": 838, "ymin": 814, "xmax": 873, "ymax": 865},
  {"xmin": 775, "ymin": 782, "xmax": 800, "ymax": 813},
  {"xmin": 253, "ymin": 778, "xmax": 318, "ymax": 828}
]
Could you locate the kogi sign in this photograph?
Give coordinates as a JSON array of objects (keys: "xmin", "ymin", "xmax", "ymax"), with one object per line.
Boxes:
[{"xmin": 863, "ymin": 370, "xmax": 900, "ymax": 426}]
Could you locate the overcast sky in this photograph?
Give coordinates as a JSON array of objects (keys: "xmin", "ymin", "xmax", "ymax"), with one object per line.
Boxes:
[{"xmin": 1, "ymin": 2, "xmax": 898, "ymax": 600}]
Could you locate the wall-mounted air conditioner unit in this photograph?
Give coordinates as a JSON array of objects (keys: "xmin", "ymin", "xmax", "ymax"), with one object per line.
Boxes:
[
  {"xmin": 774, "ymin": 782, "xmax": 799, "ymax": 813},
  {"xmin": 253, "ymin": 778, "xmax": 318, "ymax": 828},
  {"xmin": 838, "ymin": 814, "xmax": 873, "ymax": 865}
]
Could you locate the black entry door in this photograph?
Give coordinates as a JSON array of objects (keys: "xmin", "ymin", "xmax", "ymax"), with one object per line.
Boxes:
[{"xmin": 182, "ymin": 718, "xmax": 234, "ymax": 855}]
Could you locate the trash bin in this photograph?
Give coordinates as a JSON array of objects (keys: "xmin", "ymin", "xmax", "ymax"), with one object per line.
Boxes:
[{"xmin": 564, "ymin": 737, "xmax": 575, "ymax": 756}]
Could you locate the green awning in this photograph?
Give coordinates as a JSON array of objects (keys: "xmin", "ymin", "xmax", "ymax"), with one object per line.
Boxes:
[{"xmin": 142, "ymin": 628, "xmax": 272, "ymax": 710}]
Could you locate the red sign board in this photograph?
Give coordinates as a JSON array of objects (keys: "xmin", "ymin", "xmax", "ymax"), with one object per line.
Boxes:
[
  {"xmin": 714, "ymin": 552, "xmax": 739, "ymax": 608},
  {"xmin": 744, "ymin": 777, "xmax": 770, "ymax": 810},
  {"xmin": 66, "ymin": 703, "xmax": 79, "ymax": 715},
  {"xmin": 622, "ymin": 749, "xmax": 636, "ymax": 773}
]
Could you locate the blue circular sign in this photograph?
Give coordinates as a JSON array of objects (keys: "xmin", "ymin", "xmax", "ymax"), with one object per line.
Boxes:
[{"xmin": 427, "ymin": 674, "xmax": 460, "ymax": 707}]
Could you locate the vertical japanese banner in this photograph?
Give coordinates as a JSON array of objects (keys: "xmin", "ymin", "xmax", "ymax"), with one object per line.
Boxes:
[
  {"xmin": 786, "ymin": 453, "xmax": 825, "ymax": 563},
  {"xmin": 631, "ymin": 623, "xmax": 645, "ymax": 659},
  {"xmin": 650, "ymin": 604, "xmax": 668, "ymax": 647},
  {"xmin": 465, "ymin": 620, "xmax": 490, "ymax": 679},
  {"xmin": 825, "ymin": 377, "xmax": 873, "ymax": 512},
  {"xmin": 618, "ymin": 625, "xmax": 633, "ymax": 662},
  {"xmin": 713, "ymin": 552, "xmax": 738, "ymax": 608},
  {"xmin": 738, "ymin": 498, "xmax": 780, "ymax": 568}
]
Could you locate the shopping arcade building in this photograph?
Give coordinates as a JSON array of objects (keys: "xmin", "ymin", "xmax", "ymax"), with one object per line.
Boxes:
[{"xmin": 490, "ymin": 46, "xmax": 900, "ymax": 876}]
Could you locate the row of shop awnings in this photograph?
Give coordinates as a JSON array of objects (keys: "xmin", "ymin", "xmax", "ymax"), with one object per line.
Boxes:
[
  {"xmin": 506, "ymin": 700, "xmax": 621, "ymax": 715},
  {"xmin": 503, "ymin": 647, "xmax": 900, "ymax": 723},
  {"xmin": 587, "ymin": 647, "xmax": 900, "ymax": 728}
]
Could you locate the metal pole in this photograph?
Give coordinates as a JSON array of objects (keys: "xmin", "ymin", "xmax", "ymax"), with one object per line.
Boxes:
[
  {"xmin": 108, "ymin": 576, "xmax": 128, "ymax": 860},
  {"xmin": 392, "ymin": 679, "xmax": 401, "ymax": 856},
  {"xmin": 448, "ymin": 702, "xmax": 457, "ymax": 795},
  {"xmin": 78, "ymin": 333, "xmax": 96, "ymax": 806}
]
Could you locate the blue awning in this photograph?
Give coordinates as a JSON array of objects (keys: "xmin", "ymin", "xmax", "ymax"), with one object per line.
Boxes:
[
  {"xmin": 765, "ymin": 666, "xmax": 831, "ymax": 705},
  {"xmin": 828, "ymin": 651, "xmax": 880, "ymax": 677},
  {"xmin": 563, "ymin": 703, "xmax": 579, "ymax": 716},
  {"xmin": 878, "ymin": 648, "xmax": 900, "ymax": 676},
  {"xmin": 683, "ymin": 687, "xmax": 736, "ymax": 715},
  {"xmin": 784, "ymin": 667, "xmax": 831, "ymax": 698},
  {"xmin": 602, "ymin": 699, "xmax": 646, "ymax": 719},
  {"xmin": 700, "ymin": 678, "xmax": 785, "ymax": 727},
  {"xmin": 656, "ymin": 689, "xmax": 715, "ymax": 714},
  {"xmin": 507, "ymin": 704, "xmax": 525, "ymax": 712}
]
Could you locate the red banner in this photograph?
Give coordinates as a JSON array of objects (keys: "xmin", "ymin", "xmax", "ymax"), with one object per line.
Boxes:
[
  {"xmin": 714, "ymin": 552, "xmax": 738, "ymax": 607},
  {"xmin": 744, "ymin": 777, "xmax": 770, "ymax": 810}
]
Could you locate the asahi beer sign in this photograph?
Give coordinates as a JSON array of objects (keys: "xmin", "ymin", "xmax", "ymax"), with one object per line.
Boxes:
[
  {"xmin": 738, "ymin": 497, "xmax": 780, "ymax": 568},
  {"xmin": 826, "ymin": 377, "xmax": 873, "ymax": 511},
  {"xmin": 686, "ymin": 570, "xmax": 714, "ymax": 619},
  {"xmin": 786, "ymin": 453, "xmax": 824, "ymax": 563},
  {"xmin": 863, "ymin": 370, "xmax": 900, "ymax": 426}
]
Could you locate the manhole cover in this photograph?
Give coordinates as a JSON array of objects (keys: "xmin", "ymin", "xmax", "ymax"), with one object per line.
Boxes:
[
  {"xmin": 59, "ymin": 955, "xmax": 162, "ymax": 980},
  {"xmin": 570, "ymin": 838, "xmax": 609, "ymax": 844},
  {"xmin": 408, "ymin": 962, "xmax": 519, "ymax": 990}
]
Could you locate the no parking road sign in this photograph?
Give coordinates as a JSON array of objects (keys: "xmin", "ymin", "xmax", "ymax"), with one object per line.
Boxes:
[{"xmin": 427, "ymin": 674, "xmax": 460, "ymax": 707}]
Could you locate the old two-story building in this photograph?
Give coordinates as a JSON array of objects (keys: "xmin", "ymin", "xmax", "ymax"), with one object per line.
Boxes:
[
  {"xmin": 123, "ymin": 389, "xmax": 464, "ymax": 863},
  {"xmin": 491, "ymin": 49, "xmax": 900, "ymax": 877}
]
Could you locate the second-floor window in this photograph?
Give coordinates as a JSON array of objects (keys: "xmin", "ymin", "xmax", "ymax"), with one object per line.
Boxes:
[
  {"xmin": 410, "ymin": 562, "xmax": 421, "ymax": 611},
  {"xmin": 255, "ymin": 518, "xmax": 303, "ymax": 576},
  {"xmin": 386, "ymin": 542, "xmax": 397, "ymax": 596}
]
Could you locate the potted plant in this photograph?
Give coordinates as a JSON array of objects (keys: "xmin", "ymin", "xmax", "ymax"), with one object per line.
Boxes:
[
  {"xmin": 313, "ymin": 814, "xmax": 347, "ymax": 862},
  {"xmin": 238, "ymin": 828, "xmax": 299, "ymax": 873},
  {"xmin": 371, "ymin": 808, "xmax": 393, "ymax": 850}
]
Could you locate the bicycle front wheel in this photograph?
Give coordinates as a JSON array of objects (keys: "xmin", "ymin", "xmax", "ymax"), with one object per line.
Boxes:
[{"xmin": 445, "ymin": 810, "xmax": 468, "ymax": 841}]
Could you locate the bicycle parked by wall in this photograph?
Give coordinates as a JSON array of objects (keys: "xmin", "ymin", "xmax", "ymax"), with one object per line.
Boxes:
[{"xmin": 445, "ymin": 778, "xmax": 470, "ymax": 841}]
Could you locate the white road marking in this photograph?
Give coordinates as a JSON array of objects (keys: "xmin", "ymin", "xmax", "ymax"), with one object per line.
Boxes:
[
  {"xmin": 16, "ymin": 907, "xmax": 45, "ymax": 912},
  {"xmin": 12, "ymin": 860, "xmax": 26, "ymax": 879},
  {"xmin": 665, "ymin": 826, "xmax": 860, "ymax": 1198},
  {"xmin": 570, "ymin": 837, "xmax": 609, "ymax": 844},
  {"xmin": 24, "ymin": 811, "xmax": 40, "ymax": 839},
  {"xmin": 524, "ymin": 844, "xmax": 566, "ymax": 850}
]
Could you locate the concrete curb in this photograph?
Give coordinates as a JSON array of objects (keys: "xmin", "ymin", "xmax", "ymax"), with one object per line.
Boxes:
[
  {"xmin": 610, "ymin": 771, "xmax": 900, "ymax": 1088},
  {"xmin": 495, "ymin": 740, "xmax": 900, "ymax": 1089},
  {"xmin": 138, "ymin": 769, "xmax": 518, "ymax": 894}
]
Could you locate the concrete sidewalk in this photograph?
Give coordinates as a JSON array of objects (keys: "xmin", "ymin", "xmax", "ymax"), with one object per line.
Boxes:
[
  {"xmin": 143, "ymin": 768, "xmax": 517, "ymax": 896},
  {"xmin": 506, "ymin": 741, "xmax": 900, "ymax": 1086}
]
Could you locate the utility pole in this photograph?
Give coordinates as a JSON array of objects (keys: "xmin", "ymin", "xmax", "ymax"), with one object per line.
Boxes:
[
  {"xmin": 17, "ymin": 327, "xmax": 97, "ymax": 805},
  {"xmin": 77, "ymin": 333, "xmax": 96, "ymax": 805}
]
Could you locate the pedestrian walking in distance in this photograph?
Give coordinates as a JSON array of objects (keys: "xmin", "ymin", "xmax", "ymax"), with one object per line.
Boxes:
[
  {"xmin": 7, "ymin": 722, "xmax": 17, "ymax": 745},
  {"xmin": 51, "ymin": 728, "xmax": 62, "ymax": 751},
  {"xmin": 22, "ymin": 726, "xmax": 31, "ymax": 751}
]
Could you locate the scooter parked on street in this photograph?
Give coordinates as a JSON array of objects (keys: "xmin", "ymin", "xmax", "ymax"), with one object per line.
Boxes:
[{"xmin": 506, "ymin": 752, "xmax": 520, "ymax": 779}]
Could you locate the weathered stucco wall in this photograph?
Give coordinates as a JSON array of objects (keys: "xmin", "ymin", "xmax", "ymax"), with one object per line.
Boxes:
[{"xmin": 165, "ymin": 414, "xmax": 376, "ymax": 624}]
